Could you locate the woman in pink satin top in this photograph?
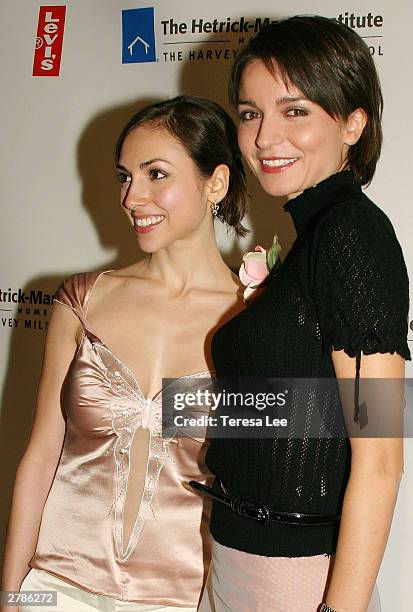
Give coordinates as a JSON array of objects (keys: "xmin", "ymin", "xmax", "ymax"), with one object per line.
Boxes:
[{"xmin": 1, "ymin": 96, "xmax": 247, "ymax": 611}]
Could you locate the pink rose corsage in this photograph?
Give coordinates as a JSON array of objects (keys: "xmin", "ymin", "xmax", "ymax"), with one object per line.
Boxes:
[{"xmin": 239, "ymin": 236, "xmax": 281, "ymax": 301}]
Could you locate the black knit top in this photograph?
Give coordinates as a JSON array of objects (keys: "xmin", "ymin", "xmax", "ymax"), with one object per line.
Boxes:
[{"xmin": 206, "ymin": 171, "xmax": 411, "ymax": 557}]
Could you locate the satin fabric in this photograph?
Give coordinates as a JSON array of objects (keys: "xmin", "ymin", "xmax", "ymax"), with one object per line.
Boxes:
[{"xmin": 30, "ymin": 272, "xmax": 212, "ymax": 606}]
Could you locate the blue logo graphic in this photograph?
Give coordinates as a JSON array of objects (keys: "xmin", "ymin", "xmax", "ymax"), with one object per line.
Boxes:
[{"xmin": 122, "ymin": 7, "xmax": 156, "ymax": 64}]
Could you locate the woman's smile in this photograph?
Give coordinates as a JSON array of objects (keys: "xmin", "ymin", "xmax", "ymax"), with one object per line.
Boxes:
[
  {"xmin": 237, "ymin": 60, "xmax": 351, "ymax": 199},
  {"xmin": 259, "ymin": 157, "xmax": 300, "ymax": 173},
  {"xmin": 133, "ymin": 214, "xmax": 165, "ymax": 233},
  {"xmin": 118, "ymin": 126, "xmax": 210, "ymax": 251}
]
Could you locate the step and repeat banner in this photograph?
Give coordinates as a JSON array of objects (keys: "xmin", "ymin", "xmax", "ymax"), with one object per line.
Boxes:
[{"xmin": 1, "ymin": 1, "xmax": 412, "ymax": 607}]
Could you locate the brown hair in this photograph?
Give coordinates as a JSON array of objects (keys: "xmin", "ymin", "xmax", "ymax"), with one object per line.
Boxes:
[
  {"xmin": 229, "ymin": 15, "xmax": 383, "ymax": 186},
  {"xmin": 115, "ymin": 95, "xmax": 248, "ymax": 236}
]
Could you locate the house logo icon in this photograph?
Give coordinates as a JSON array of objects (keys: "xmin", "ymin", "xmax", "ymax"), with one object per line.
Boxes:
[{"xmin": 122, "ymin": 7, "xmax": 156, "ymax": 64}]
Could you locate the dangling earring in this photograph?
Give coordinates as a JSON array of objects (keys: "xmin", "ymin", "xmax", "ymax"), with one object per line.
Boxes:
[{"xmin": 210, "ymin": 200, "xmax": 220, "ymax": 216}]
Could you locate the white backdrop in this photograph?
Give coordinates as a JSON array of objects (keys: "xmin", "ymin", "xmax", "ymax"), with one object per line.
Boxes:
[{"xmin": 1, "ymin": 1, "xmax": 412, "ymax": 608}]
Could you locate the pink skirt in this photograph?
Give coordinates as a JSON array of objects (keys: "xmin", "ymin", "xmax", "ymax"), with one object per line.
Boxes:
[{"xmin": 198, "ymin": 538, "xmax": 381, "ymax": 612}]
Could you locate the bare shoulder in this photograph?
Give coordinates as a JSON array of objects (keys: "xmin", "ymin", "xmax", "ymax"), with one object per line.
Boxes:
[
  {"xmin": 220, "ymin": 271, "xmax": 244, "ymax": 310},
  {"xmin": 109, "ymin": 260, "xmax": 148, "ymax": 279},
  {"xmin": 195, "ymin": 270, "xmax": 245, "ymax": 325},
  {"xmin": 86, "ymin": 263, "xmax": 148, "ymax": 312}
]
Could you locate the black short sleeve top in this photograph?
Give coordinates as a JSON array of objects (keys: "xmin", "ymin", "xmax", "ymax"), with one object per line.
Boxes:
[{"xmin": 206, "ymin": 171, "xmax": 411, "ymax": 557}]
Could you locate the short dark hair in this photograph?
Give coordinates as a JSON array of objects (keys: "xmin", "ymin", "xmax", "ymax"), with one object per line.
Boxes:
[
  {"xmin": 115, "ymin": 95, "xmax": 248, "ymax": 236},
  {"xmin": 229, "ymin": 15, "xmax": 383, "ymax": 186}
]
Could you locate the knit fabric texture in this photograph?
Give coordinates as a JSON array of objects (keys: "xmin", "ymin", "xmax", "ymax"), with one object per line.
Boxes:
[{"xmin": 206, "ymin": 171, "xmax": 411, "ymax": 557}]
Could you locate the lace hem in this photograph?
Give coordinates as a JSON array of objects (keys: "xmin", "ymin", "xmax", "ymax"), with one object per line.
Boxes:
[{"xmin": 323, "ymin": 329, "xmax": 411, "ymax": 361}]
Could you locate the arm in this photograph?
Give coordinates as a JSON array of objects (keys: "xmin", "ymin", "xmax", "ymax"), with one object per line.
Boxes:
[
  {"xmin": 324, "ymin": 350, "xmax": 405, "ymax": 612},
  {"xmin": 1, "ymin": 302, "xmax": 79, "ymax": 598}
]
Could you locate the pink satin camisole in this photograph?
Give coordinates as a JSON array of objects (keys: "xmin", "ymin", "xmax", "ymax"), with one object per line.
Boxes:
[{"xmin": 30, "ymin": 271, "xmax": 212, "ymax": 606}]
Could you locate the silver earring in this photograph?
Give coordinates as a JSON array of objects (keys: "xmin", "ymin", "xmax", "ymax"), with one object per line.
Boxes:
[{"xmin": 210, "ymin": 201, "xmax": 220, "ymax": 216}]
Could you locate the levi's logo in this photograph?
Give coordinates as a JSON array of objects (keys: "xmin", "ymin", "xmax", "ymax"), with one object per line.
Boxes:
[{"xmin": 33, "ymin": 6, "xmax": 66, "ymax": 76}]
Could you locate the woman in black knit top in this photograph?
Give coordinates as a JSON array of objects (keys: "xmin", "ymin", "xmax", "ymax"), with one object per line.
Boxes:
[{"xmin": 197, "ymin": 16, "xmax": 410, "ymax": 612}]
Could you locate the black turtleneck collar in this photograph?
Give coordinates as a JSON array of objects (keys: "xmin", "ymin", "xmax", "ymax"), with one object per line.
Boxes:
[{"xmin": 283, "ymin": 171, "xmax": 361, "ymax": 237}]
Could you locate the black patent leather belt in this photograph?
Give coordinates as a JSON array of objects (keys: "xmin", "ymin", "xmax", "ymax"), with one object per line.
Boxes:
[{"xmin": 189, "ymin": 480, "xmax": 341, "ymax": 526}]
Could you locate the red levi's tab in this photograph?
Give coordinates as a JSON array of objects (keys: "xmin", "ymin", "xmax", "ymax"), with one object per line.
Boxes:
[{"xmin": 32, "ymin": 6, "xmax": 66, "ymax": 77}]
